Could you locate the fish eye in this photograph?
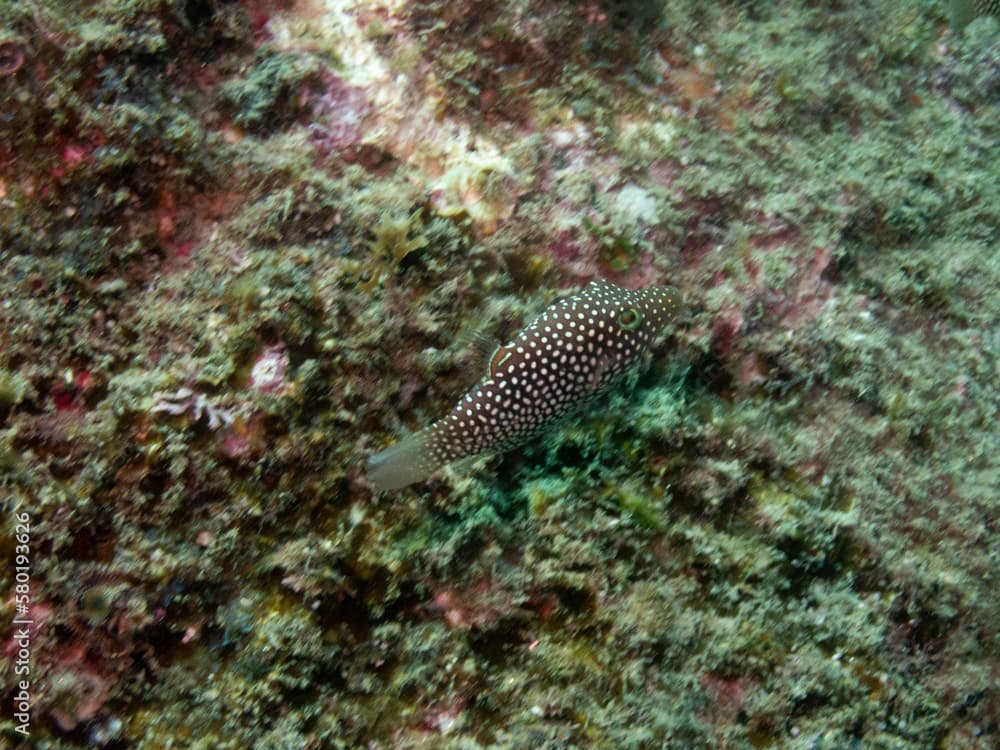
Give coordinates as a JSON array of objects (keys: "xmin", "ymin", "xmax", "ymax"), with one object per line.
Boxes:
[{"xmin": 617, "ymin": 308, "xmax": 642, "ymax": 330}]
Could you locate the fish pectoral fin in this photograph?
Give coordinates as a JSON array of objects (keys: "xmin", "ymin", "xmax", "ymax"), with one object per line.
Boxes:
[{"xmin": 585, "ymin": 354, "xmax": 613, "ymax": 393}]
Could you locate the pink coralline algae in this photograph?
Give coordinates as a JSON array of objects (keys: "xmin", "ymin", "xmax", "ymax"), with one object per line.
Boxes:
[
  {"xmin": 248, "ymin": 342, "xmax": 289, "ymax": 395},
  {"xmin": 49, "ymin": 370, "xmax": 90, "ymax": 413},
  {"xmin": 307, "ymin": 72, "xmax": 371, "ymax": 156}
]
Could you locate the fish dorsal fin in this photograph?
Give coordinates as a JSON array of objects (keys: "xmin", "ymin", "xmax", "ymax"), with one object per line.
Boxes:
[
  {"xmin": 587, "ymin": 278, "xmax": 618, "ymax": 292},
  {"xmin": 454, "ymin": 328, "xmax": 499, "ymax": 383},
  {"xmin": 489, "ymin": 343, "xmax": 516, "ymax": 378}
]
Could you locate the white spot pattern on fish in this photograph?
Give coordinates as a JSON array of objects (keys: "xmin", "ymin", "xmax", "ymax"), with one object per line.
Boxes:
[{"xmin": 367, "ymin": 280, "xmax": 682, "ymax": 491}]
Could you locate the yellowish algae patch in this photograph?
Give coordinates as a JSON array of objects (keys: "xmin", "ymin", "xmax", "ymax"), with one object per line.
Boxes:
[{"xmin": 268, "ymin": 0, "xmax": 521, "ymax": 234}]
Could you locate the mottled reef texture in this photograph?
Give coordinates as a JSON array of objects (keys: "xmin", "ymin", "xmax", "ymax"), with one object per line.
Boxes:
[{"xmin": 0, "ymin": 1, "xmax": 998, "ymax": 748}]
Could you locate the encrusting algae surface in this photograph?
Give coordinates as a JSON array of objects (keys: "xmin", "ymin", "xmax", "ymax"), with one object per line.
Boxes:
[{"xmin": 0, "ymin": 1, "xmax": 998, "ymax": 748}]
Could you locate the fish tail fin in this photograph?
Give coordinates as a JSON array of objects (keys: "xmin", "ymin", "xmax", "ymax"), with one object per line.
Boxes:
[{"xmin": 366, "ymin": 430, "xmax": 438, "ymax": 491}]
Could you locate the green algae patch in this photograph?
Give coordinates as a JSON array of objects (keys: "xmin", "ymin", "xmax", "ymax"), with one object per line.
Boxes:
[
  {"xmin": 221, "ymin": 47, "xmax": 321, "ymax": 134},
  {"xmin": 0, "ymin": 0, "xmax": 998, "ymax": 748},
  {"xmin": 603, "ymin": 482, "xmax": 668, "ymax": 532}
]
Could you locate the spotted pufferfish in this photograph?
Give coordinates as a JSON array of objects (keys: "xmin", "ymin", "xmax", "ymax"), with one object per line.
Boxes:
[{"xmin": 367, "ymin": 280, "xmax": 682, "ymax": 490}]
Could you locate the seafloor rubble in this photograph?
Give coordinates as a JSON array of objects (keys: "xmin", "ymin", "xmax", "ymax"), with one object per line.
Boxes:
[{"xmin": 0, "ymin": 1, "xmax": 997, "ymax": 748}]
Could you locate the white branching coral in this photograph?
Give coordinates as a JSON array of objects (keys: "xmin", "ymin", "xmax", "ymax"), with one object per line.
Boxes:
[{"xmin": 150, "ymin": 387, "xmax": 236, "ymax": 430}]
